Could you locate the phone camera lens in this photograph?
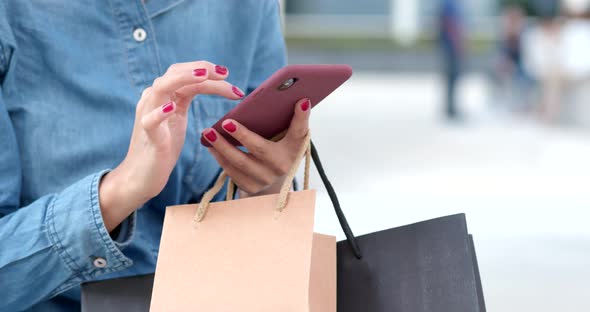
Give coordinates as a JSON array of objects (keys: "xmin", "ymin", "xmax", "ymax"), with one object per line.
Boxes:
[{"xmin": 278, "ymin": 78, "xmax": 297, "ymax": 91}]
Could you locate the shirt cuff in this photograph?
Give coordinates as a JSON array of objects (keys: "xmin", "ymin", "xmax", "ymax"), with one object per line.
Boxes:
[
  {"xmin": 112, "ymin": 205, "xmax": 136, "ymax": 249},
  {"xmin": 45, "ymin": 170, "xmax": 135, "ymax": 281}
]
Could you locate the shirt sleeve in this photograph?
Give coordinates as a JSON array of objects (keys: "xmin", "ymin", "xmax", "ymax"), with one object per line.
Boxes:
[
  {"xmin": 246, "ymin": 0, "xmax": 288, "ymax": 94},
  {"xmin": 0, "ymin": 38, "xmax": 136, "ymax": 312}
]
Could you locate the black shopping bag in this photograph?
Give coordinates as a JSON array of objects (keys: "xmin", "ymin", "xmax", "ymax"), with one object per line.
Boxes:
[
  {"xmin": 337, "ymin": 214, "xmax": 485, "ymax": 312},
  {"xmin": 311, "ymin": 142, "xmax": 486, "ymax": 312},
  {"xmin": 81, "ymin": 274, "xmax": 154, "ymax": 312}
]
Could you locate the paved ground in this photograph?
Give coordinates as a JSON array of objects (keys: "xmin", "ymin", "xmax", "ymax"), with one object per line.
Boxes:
[{"xmin": 299, "ymin": 72, "xmax": 590, "ymax": 312}]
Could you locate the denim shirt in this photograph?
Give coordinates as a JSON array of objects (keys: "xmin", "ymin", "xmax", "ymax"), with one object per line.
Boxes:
[{"xmin": 0, "ymin": 1, "xmax": 286, "ymax": 310}]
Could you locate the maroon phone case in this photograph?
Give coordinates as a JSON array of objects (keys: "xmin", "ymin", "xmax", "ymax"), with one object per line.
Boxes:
[{"xmin": 201, "ymin": 64, "xmax": 352, "ymax": 147}]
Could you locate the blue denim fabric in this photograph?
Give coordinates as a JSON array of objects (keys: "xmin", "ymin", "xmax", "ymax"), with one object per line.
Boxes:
[{"xmin": 0, "ymin": 1, "xmax": 286, "ymax": 310}]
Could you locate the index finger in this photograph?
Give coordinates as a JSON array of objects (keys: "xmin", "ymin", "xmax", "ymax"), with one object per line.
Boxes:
[
  {"xmin": 172, "ymin": 80, "xmax": 244, "ymax": 116},
  {"xmin": 146, "ymin": 61, "xmax": 231, "ymax": 111}
]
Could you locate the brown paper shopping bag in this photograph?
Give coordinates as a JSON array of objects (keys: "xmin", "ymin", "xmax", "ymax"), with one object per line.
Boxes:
[{"xmin": 150, "ymin": 133, "xmax": 336, "ymax": 312}]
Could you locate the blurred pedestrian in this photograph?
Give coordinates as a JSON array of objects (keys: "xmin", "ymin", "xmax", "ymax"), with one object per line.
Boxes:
[
  {"xmin": 492, "ymin": 4, "xmax": 533, "ymax": 112},
  {"xmin": 560, "ymin": 0, "xmax": 590, "ymax": 125},
  {"xmin": 439, "ymin": 0, "xmax": 466, "ymax": 120},
  {"xmin": 522, "ymin": 0, "xmax": 562, "ymax": 122}
]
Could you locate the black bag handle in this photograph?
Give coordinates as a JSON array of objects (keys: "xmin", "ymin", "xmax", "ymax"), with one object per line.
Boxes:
[{"xmin": 309, "ymin": 140, "xmax": 362, "ymax": 259}]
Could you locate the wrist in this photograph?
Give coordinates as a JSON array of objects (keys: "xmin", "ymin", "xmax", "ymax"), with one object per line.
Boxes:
[
  {"xmin": 263, "ymin": 178, "xmax": 285, "ymax": 195},
  {"xmin": 99, "ymin": 164, "xmax": 148, "ymax": 231},
  {"xmin": 240, "ymin": 176, "xmax": 287, "ymax": 198}
]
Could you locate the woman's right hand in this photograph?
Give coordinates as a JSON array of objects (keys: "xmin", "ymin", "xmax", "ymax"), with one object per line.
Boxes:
[{"xmin": 99, "ymin": 61, "xmax": 244, "ymax": 231}]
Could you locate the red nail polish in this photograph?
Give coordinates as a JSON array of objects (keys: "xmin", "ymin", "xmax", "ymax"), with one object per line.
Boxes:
[
  {"xmin": 223, "ymin": 121, "xmax": 237, "ymax": 133},
  {"xmin": 193, "ymin": 68, "xmax": 207, "ymax": 77},
  {"xmin": 301, "ymin": 99, "xmax": 311, "ymax": 111},
  {"xmin": 215, "ymin": 65, "xmax": 228, "ymax": 75},
  {"xmin": 204, "ymin": 130, "xmax": 217, "ymax": 142},
  {"xmin": 162, "ymin": 101, "xmax": 174, "ymax": 113},
  {"xmin": 232, "ymin": 86, "xmax": 244, "ymax": 98}
]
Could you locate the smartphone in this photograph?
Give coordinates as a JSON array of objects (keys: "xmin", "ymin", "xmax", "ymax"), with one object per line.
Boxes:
[{"xmin": 201, "ymin": 64, "xmax": 352, "ymax": 147}]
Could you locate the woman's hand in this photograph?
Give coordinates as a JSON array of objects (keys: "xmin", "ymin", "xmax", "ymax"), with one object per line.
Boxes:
[
  {"xmin": 202, "ymin": 98, "xmax": 311, "ymax": 197},
  {"xmin": 99, "ymin": 61, "xmax": 244, "ymax": 231}
]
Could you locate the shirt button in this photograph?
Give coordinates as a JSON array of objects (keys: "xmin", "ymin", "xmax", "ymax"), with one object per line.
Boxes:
[
  {"xmin": 133, "ymin": 28, "xmax": 147, "ymax": 42},
  {"xmin": 93, "ymin": 257, "xmax": 108, "ymax": 268}
]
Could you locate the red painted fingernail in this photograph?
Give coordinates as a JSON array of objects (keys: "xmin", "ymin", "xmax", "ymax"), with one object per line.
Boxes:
[
  {"xmin": 204, "ymin": 129, "xmax": 217, "ymax": 142},
  {"xmin": 193, "ymin": 68, "xmax": 207, "ymax": 77},
  {"xmin": 215, "ymin": 65, "xmax": 228, "ymax": 75},
  {"xmin": 232, "ymin": 86, "xmax": 244, "ymax": 98},
  {"xmin": 162, "ymin": 101, "xmax": 174, "ymax": 113},
  {"xmin": 223, "ymin": 121, "xmax": 237, "ymax": 133},
  {"xmin": 301, "ymin": 99, "xmax": 311, "ymax": 111}
]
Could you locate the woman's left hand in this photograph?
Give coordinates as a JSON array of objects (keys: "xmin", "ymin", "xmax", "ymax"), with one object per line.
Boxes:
[{"xmin": 202, "ymin": 97, "xmax": 311, "ymax": 197}]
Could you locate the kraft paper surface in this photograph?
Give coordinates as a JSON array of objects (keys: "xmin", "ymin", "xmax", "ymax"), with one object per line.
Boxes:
[{"xmin": 151, "ymin": 190, "xmax": 331, "ymax": 312}]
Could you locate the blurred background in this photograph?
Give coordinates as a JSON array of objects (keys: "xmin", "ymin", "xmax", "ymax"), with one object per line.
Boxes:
[{"xmin": 284, "ymin": 0, "xmax": 590, "ymax": 311}]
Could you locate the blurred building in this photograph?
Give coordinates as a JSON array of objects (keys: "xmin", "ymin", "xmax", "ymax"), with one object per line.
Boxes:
[{"xmin": 283, "ymin": 0, "xmax": 498, "ymax": 42}]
